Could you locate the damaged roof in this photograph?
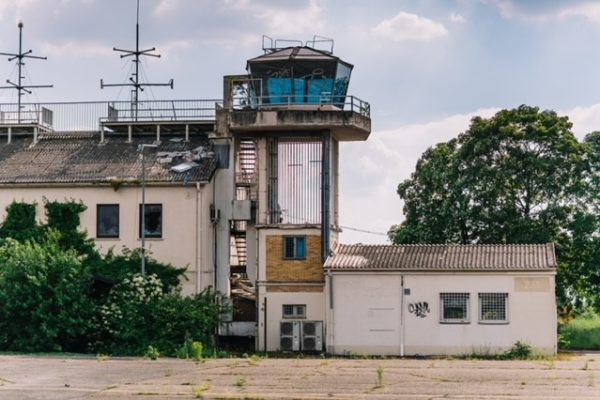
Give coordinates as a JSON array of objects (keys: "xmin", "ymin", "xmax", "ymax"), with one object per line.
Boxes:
[
  {"xmin": 324, "ymin": 243, "xmax": 557, "ymax": 272},
  {"xmin": 0, "ymin": 134, "xmax": 217, "ymax": 185}
]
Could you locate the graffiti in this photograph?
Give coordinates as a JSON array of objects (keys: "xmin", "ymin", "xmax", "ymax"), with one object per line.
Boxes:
[{"xmin": 408, "ymin": 302, "xmax": 430, "ymax": 318}]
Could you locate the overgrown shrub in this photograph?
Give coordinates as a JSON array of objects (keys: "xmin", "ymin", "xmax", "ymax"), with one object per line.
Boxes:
[
  {"xmin": 97, "ymin": 273, "xmax": 164, "ymax": 355},
  {"xmin": 501, "ymin": 341, "xmax": 533, "ymax": 359},
  {"xmin": 0, "ymin": 233, "xmax": 95, "ymax": 352},
  {"xmin": 0, "ymin": 201, "xmax": 43, "ymax": 242},
  {"xmin": 0, "ymin": 200, "xmax": 225, "ymax": 356},
  {"xmin": 91, "ymin": 247, "xmax": 186, "ymax": 294}
]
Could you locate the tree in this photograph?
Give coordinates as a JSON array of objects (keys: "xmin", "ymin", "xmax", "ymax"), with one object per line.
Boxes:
[{"xmin": 390, "ymin": 105, "xmax": 587, "ymax": 245}]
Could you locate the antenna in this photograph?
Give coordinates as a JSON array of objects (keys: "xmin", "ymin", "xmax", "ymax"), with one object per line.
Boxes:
[
  {"xmin": 0, "ymin": 21, "xmax": 53, "ymax": 123},
  {"xmin": 100, "ymin": 0, "xmax": 173, "ymax": 121}
]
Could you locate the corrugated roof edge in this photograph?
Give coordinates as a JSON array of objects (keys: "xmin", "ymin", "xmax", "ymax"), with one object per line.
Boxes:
[{"xmin": 324, "ymin": 243, "xmax": 557, "ymax": 272}]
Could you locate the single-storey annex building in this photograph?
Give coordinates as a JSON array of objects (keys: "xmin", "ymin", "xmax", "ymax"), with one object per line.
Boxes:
[{"xmin": 323, "ymin": 243, "xmax": 557, "ymax": 356}]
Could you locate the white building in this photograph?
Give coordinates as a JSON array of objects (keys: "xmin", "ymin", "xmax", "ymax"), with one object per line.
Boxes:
[{"xmin": 323, "ymin": 243, "xmax": 558, "ymax": 356}]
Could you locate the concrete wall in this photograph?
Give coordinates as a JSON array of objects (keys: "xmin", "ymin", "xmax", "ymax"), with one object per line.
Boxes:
[
  {"xmin": 326, "ymin": 272, "xmax": 557, "ymax": 356},
  {"xmin": 0, "ymin": 184, "xmax": 215, "ymax": 296}
]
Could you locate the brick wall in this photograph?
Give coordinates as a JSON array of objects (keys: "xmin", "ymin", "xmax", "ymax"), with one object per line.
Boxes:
[{"xmin": 266, "ymin": 234, "xmax": 323, "ymax": 283}]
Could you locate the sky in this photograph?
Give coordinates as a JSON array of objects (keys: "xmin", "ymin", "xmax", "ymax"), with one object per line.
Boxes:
[{"xmin": 0, "ymin": 0, "xmax": 600, "ymax": 244}]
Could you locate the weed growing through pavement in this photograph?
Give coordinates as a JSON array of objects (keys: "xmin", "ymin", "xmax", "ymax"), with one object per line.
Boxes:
[{"xmin": 376, "ymin": 365, "xmax": 384, "ymax": 388}]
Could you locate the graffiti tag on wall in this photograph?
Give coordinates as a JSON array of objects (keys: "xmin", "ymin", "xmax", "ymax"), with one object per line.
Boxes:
[{"xmin": 408, "ymin": 302, "xmax": 430, "ymax": 318}]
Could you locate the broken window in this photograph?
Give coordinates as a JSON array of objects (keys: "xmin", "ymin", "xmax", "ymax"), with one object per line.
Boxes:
[
  {"xmin": 97, "ymin": 204, "xmax": 119, "ymax": 238},
  {"xmin": 283, "ymin": 236, "xmax": 306, "ymax": 259},
  {"xmin": 139, "ymin": 204, "xmax": 162, "ymax": 238}
]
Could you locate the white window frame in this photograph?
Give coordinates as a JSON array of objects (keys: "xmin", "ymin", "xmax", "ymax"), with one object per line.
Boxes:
[
  {"xmin": 439, "ymin": 292, "xmax": 470, "ymax": 324},
  {"xmin": 478, "ymin": 293, "xmax": 509, "ymax": 324},
  {"xmin": 282, "ymin": 304, "xmax": 306, "ymax": 319}
]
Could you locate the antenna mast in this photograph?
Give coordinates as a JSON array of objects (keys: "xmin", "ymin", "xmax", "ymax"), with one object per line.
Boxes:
[
  {"xmin": 0, "ymin": 21, "xmax": 53, "ymax": 123},
  {"xmin": 100, "ymin": 0, "xmax": 173, "ymax": 121}
]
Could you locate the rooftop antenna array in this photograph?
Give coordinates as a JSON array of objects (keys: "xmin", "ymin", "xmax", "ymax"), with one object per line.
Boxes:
[
  {"xmin": 100, "ymin": 0, "xmax": 173, "ymax": 121},
  {"xmin": 0, "ymin": 21, "xmax": 53, "ymax": 123}
]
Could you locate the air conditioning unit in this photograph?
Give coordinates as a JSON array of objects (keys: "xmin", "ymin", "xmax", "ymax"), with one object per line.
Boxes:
[
  {"xmin": 301, "ymin": 321, "xmax": 323, "ymax": 352},
  {"xmin": 280, "ymin": 321, "xmax": 300, "ymax": 351}
]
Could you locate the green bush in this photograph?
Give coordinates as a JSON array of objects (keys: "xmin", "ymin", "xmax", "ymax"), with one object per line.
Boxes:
[
  {"xmin": 90, "ymin": 247, "xmax": 186, "ymax": 294},
  {"xmin": 560, "ymin": 314, "xmax": 600, "ymax": 350},
  {"xmin": 177, "ymin": 339, "xmax": 204, "ymax": 361},
  {"xmin": 97, "ymin": 274, "xmax": 226, "ymax": 356},
  {"xmin": 501, "ymin": 341, "xmax": 533, "ymax": 359},
  {"xmin": 0, "ymin": 234, "xmax": 95, "ymax": 352}
]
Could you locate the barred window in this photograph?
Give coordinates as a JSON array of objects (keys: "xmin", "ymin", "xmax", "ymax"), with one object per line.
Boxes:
[
  {"xmin": 282, "ymin": 304, "xmax": 306, "ymax": 319},
  {"xmin": 440, "ymin": 293, "xmax": 470, "ymax": 323},
  {"xmin": 479, "ymin": 293, "xmax": 508, "ymax": 323}
]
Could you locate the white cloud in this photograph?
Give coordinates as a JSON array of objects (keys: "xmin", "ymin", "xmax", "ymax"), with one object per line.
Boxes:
[
  {"xmin": 562, "ymin": 103, "xmax": 600, "ymax": 138},
  {"xmin": 153, "ymin": 0, "xmax": 182, "ymax": 16},
  {"xmin": 372, "ymin": 11, "xmax": 448, "ymax": 42},
  {"xmin": 255, "ymin": 0, "xmax": 324, "ymax": 36},
  {"xmin": 339, "ymin": 107, "xmax": 498, "ymax": 244},
  {"xmin": 558, "ymin": 2, "xmax": 600, "ymax": 24},
  {"xmin": 449, "ymin": 12, "xmax": 466, "ymax": 23}
]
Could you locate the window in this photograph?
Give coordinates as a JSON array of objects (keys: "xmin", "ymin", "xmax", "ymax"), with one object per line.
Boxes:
[
  {"xmin": 479, "ymin": 293, "xmax": 508, "ymax": 323},
  {"xmin": 282, "ymin": 304, "xmax": 306, "ymax": 319},
  {"xmin": 440, "ymin": 293, "xmax": 470, "ymax": 323},
  {"xmin": 283, "ymin": 236, "xmax": 306, "ymax": 259},
  {"xmin": 97, "ymin": 204, "xmax": 119, "ymax": 238},
  {"xmin": 139, "ymin": 204, "xmax": 162, "ymax": 238}
]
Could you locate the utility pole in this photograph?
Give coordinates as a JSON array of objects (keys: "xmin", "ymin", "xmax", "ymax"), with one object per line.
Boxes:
[
  {"xmin": 101, "ymin": 0, "xmax": 173, "ymax": 121},
  {"xmin": 0, "ymin": 21, "xmax": 53, "ymax": 123},
  {"xmin": 139, "ymin": 143, "xmax": 158, "ymax": 277}
]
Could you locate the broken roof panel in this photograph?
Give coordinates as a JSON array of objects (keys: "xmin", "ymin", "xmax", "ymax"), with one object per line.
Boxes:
[{"xmin": 0, "ymin": 134, "xmax": 217, "ymax": 184}]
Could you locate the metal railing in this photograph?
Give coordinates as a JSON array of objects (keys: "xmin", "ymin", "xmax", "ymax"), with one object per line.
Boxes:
[
  {"xmin": 0, "ymin": 99, "xmax": 222, "ymax": 132},
  {"xmin": 233, "ymin": 94, "xmax": 370, "ymax": 118}
]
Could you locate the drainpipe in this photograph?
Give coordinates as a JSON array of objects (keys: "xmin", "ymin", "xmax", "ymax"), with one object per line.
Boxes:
[
  {"xmin": 400, "ymin": 275, "xmax": 405, "ymax": 357},
  {"xmin": 195, "ymin": 182, "xmax": 202, "ymax": 293}
]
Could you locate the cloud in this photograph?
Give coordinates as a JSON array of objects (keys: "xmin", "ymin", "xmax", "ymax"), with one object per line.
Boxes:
[
  {"xmin": 562, "ymin": 103, "xmax": 600, "ymax": 138},
  {"xmin": 153, "ymin": 0, "xmax": 183, "ymax": 16},
  {"xmin": 254, "ymin": 0, "xmax": 324, "ymax": 36},
  {"xmin": 558, "ymin": 2, "xmax": 600, "ymax": 24},
  {"xmin": 339, "ymin": 107, "xmax": 498, "ymax": 244},
  {"xmin": 449, "ymin": 12, "xmax": 466, "ymax": 23},
  {"xmin": 372, "ymin": 11, "xmax": 448, "ymax": 42}
]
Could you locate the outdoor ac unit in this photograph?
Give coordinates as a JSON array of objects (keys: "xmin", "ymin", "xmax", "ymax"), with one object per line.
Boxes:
[
  {"xmin": 301, "ymin": 321, "xmax": 323, "ymax": 352},
  {"xmin": 280, "ymin": 321, "xmax": 300, "ymax": 351}
]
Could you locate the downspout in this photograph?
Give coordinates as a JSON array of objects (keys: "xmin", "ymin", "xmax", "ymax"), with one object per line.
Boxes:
[
  {"xmin": 195, "ymin": 183, "xmax": 199, "ymax": 293},
  {"xmin": 400, "ymin": 275, "xmax": 405, "ymax": 357},
  {"xmin": 327, "ymin": 269, "xmax": 334, "ymax": 353},
  {"xmin": 195, "ymin": 182, "xmax": 203, "ymax": 293}
]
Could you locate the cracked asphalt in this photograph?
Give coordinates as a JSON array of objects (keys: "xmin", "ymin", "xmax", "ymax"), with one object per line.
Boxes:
[{"xmin": 0, "ymin": 352, "xmax": 599, "ymax": 399}]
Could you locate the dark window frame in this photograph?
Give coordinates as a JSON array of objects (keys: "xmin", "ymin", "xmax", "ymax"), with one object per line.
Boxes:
[
  {"xmin": 96, "ymin": 204, "xmax": 120, "ymax": 238},
  {"xmin": 283, "ymin": 236, "xmax": 307, "ymax": 260},
  {"xmin": 139, "ymin": 203, "xmax": 163, "ymax": 239},
  {"xmin": 440, "ymin": 292, "xmax": 470, "ymax": 324}
]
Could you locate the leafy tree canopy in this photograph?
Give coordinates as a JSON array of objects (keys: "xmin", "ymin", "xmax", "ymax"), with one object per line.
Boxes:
[{"xmin": 390, "ymin": 105, "xmax": 587, "ymax": 245}]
